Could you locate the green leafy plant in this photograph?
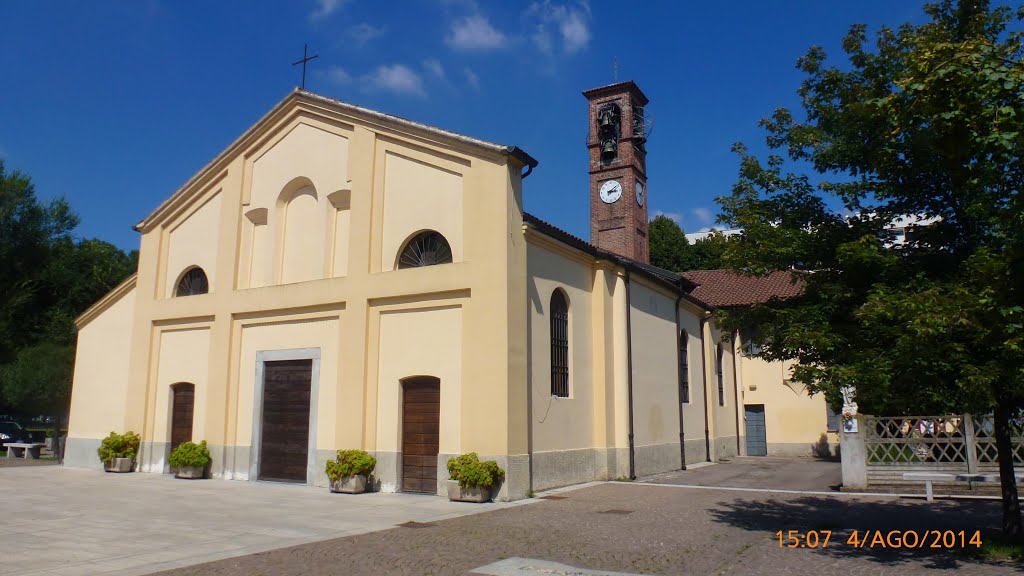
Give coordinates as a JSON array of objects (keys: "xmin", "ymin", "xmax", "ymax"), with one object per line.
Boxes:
[
  {"xmin": 446, "ymin": 452, "xmax": 505, "ymax": 489},
  {"xmin": 96, "ymin": 431, "xmax": 140, "ymax": 463},
  {"xmin": 168, "ymin": 440, "xmax": 211, "ymax": 468},
  {"xmin": 325, "ymin": 449, "xmax": 376, "ymax": 481}
]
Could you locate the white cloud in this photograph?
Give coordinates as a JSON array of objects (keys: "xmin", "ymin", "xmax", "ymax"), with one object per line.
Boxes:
[
  {"xmin": 653, "ymin": 210, "xmax": 682, "ymax": 224},
  {"xmin": 423, "ymin": 58, "xmax": 446, "ymax": 80},
  {"xmin": 692, "ymin": 207, "xmax": 714, "ymax": 225},
  {"xmin": 364, "ymin": 64, "xmax": 425, "ymax": 96},
  {"xmin": 528, "ymin": 1, "xmax": 591, "ymax": 56},
  {"xmin": 446, "ymin": 14, "xmax": 508, "ymax": 51},
  {"xmin": 464, "ymin": 68, "xmax": 480, "ymax": 90},
  {"xmin": 319, "ymin": 65, "xmax": 353, "ymax": 86},
  {"xmin": 347, "ymin": 22, "xmax": 383, "ymax": 46},
  {"xmin": 310, "ymin": 0, "xmax": 346, "ymax": 19}
]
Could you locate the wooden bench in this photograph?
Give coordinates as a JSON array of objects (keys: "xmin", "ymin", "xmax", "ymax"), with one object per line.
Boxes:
[
  {"xmin": 903, "ymin": 472, "xmax": 1018, "ymax": 501},
  {"xmin": 4, "ymin": 442, "xmax": 45, "ymax": 460}
]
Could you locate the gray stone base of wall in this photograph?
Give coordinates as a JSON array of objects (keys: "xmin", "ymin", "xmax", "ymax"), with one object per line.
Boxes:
[
  {"xmin": 683, "ymin": 438, "xmax": 709, "ymax": 466},
  {"xmin": 634, "ymin": 443, "xmax": 684, "ymax": 478},
  {"xmin": 712, "ymin": 436, "xmax": 739, "ymax": 461},
  {"xmin": 63, "ymin": 437, "xmax": 103, "ymax": 470}
]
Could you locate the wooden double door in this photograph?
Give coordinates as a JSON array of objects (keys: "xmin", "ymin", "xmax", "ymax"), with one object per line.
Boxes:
[
  {"xmin": 259, "ymin": 360, "xmax": 313, "ymax": 483},
  {"xmin": 401, "ymin": 377, "xmax": 440, "ymax": 493}
]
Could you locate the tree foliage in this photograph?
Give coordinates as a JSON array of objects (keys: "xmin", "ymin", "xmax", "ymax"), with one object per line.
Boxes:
[
  {"xmin": 716, "ymin": 0, "xmax": 1024, "ymax": 536},
  {"xmin": 648, "ymin": 214, "xmax": 729, "ymax": 271},
  {"xmin": 0, "ymin": 160, "xmax": 136, "ymax": 420}
]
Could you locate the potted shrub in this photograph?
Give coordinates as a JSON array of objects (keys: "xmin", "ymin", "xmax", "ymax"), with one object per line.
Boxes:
[
  {"xmin": 446, "ymin": 452, "xmax": 504, "ymax": 503},
  {"xmin": 325, "ymin": 449, "xmax": 376, "ymax": 493},
  {"xmin": 97, "ymin": 431, "xmax": 141, "ymax": 473},
  {"xmin": 168, "ymin": 440, "xmax": 211, "ymax": 479}
]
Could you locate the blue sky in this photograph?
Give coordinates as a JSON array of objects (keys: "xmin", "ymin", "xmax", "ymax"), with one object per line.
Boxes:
[{"xmin": 0, "ymin": 0, "xmax": 939, "ymax": 251}]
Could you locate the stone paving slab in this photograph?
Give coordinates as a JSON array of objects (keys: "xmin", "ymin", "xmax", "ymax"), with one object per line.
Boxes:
[
  {"xmin": 640, "ymin": 456, "xmax": 842, "ymax": 492},
  {"xmin": 153, "ymin": 481, "xmax": 1017, "ymax": 576},
  {"xmin": 0, "ymin": 465, "xmax": 520, "ymax": 576}
]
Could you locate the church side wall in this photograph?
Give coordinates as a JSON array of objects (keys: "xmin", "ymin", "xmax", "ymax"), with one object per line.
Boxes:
[
  {"xmin": 66, "ymin": 286, "xmax": 137, "ymax": 469},
  {"xmin": 628, "ymin": 280, "xmax": 686, "ymax": 477},
  {"xmin": 525, "ymin": 242, "xmax": 605, "ymax": 491},
  {"xmin": 707, "ymin": 322, "xmax": 740, "ymax": 461}
]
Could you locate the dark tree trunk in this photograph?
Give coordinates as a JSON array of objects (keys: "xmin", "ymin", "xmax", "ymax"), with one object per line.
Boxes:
[{"xmin": 994, "ymin": 406, "xmax": 1022, "ymax": 539}]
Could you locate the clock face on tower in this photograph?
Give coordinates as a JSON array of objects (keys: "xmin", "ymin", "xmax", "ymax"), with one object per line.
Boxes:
[
  {"xmin": 635, "ymin": 182, "xmax": 645, "ymax": 207},
  {"xmin": 599, "ymin": 180, "xmax": 622, "ymax": 204}
]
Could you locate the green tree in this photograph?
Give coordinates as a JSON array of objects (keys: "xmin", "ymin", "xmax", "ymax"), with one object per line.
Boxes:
[
  {"xmin": 649, "ymin": 215, "xmax": 729, "ymax": 271},
  {"xmin": 0, "ymin": 161, "xmax": 136, "ymax": 435},
  {"xmin": 0, "ymin": 160, "xmax": 78, "ymax": 363},
  {"xmin": 716, "ymin": 1, "xmax": 1024, "ymax": 537},
  {"xmin": 649, "ymin": 215, "xmax": 691, "ymax": 271}
]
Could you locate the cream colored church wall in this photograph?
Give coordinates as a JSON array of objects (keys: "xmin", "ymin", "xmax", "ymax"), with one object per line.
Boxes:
[
  {"xmin": 380, "ymin": 152, "xmax": 463, "ymax": 272},
  {"xmin": 163, "ymin": 192, "xmax": 222, "ymax": 297},
  {"xmin": 677, "ymin": 308, "xmax": 711, "ymax": 464},
  {"xmin": 65, "ymin": 283, "xmax": 137, "ymax": 469},
  {"xmin": 707, "ymin": 323, "xmax": 740, "ymax": 460},
  {"xmin": 371, "ymin": 304, "xmax": 463, "ymax": 494},
  {"xmin": 524, "ymin": 242, "xmax": 604, "ymax": 489},
  {"xmin": 139, "ymin": 325, "xmax": 211, "ymax": 473},
  {"xmin": 628, "ymin": 279, "xmax": 686, "ymax": 476},
  {"xmin": 739, "ymin": 354, "xmax": 835, "ymax": 456}
]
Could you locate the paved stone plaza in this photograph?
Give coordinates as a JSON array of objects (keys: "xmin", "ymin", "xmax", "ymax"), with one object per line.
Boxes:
[
  {"xmin": 2, "ymin": 463, "xmax": 1019, "ymax": 575},
  {"xmin": 0, "ymin": 466, "xmax": 518, "ymax": 576}
]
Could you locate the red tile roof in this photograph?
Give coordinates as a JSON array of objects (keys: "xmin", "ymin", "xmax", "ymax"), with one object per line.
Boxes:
[{"xmin": 680, "ymin": 269, "xmax": 804, "ymax": 308}]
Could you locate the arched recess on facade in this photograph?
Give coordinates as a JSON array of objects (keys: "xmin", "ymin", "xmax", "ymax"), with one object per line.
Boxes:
[
  {"xmin": 275, "ymin": 176, "xmax": 323, "ymax": 284},
  {"xmin": 396, "ymin": 230, "xmax": 453, "ymax": 269},
  {"xmin": 169, "ymin": 382, "xmax": 195, "ymax": 453},
  {"xmin": 399, "ymin": 375, "xmax": 441, "ymax": 493},
  {"xmin": 174, "ymin": 266, "xmax": 209, "ymax": 297}
]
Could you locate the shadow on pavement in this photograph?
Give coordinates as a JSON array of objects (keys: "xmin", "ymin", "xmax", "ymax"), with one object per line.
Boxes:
[{"xmin": 708, "ymin": 494, "xmax": 1016, "ymax": 569}]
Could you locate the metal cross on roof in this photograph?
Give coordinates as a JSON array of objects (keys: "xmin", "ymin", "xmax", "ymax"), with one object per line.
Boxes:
[{"xmin": 292, "ymin": 43, "xmax": 319, "ymax": 90}]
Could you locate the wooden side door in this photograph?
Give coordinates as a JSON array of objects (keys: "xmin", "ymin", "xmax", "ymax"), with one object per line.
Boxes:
[
  {"xmin": 401, "ymin": 377, "xmax": 440, "ymax": 493},
  {"xmin": 259, "ymin": 360, "xmax": 312, "ymax": 483},
  {"xmin": 170, "ymin": 383, "xmax": 195, "ymax": 453}
]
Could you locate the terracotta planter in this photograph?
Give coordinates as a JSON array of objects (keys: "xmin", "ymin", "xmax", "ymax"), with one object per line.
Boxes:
[
  {"xmin": 329, "ymin": 474, "xmax": 368, "ymax": 494},
  {"xmin": 175, "ymin": 465, "xmax": 204, "ymax": 479},
  {"xmin": 446, "ymin": 479, "xmax": 491, "ymax": 503},
  {"xmin": 104, "ymin": 458, "xmax": 133, "ymax": 473}
]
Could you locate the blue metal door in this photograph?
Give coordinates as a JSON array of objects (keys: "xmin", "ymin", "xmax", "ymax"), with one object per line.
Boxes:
[{"xmin": 745, "ymin": 405, "xmax": 767, "ymax": 456}]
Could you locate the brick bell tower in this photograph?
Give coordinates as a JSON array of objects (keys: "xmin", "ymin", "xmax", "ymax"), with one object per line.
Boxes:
[{"xmin": 584, "ymin": 81, "xmax": 650, "ymax": 263}]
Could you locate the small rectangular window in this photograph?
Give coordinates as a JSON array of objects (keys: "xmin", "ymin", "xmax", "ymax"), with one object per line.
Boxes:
[
  {"xmin": 679, "ymin": 330, "xmax": 690, "ymax": 404},
  {"xmin": 717, "ymin": 344, "xmax": 725, "ymax": 407},
  {"xmin": 826, "ymin": 404, "xmax": 840, "ymax": 432}
]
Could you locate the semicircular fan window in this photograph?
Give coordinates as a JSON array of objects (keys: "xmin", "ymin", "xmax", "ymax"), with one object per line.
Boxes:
[
  {"xmin": 175, "ymin": 267, "xmax": 209, "ymax": 297},
  {"xmin": 398, "ymin": 231, "xmax": 453, "ymax": 269}
]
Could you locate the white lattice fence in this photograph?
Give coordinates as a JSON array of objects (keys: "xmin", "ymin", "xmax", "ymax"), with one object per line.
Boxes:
[{"xmin": 863, "ymin": 414, "xmax": 1024, "ymax": 486}]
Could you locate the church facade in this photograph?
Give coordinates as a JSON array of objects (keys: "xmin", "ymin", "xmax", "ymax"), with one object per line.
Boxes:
[{"xmin": 66, "ymin": 81, "xmax": 830, "ymax": 500}]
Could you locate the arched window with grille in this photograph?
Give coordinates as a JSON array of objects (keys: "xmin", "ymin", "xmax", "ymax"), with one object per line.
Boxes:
[
  {"xmin": 679, "ymin": 330, "xmax": 690, "ymax": 403},
  {"xmin": 550, "ymin": 289, "xmax": 569, "ymax": 398},
  {"xmin": 716, "ymin": 343, "xmax": 725, "ymax": 407},
  {"xmin": 175, "ymin": 267, "xmax": 209, "ymax": 297},
  {"xmin": 398, "ymin": 230, "xmax": 453, "ymax": 269}
]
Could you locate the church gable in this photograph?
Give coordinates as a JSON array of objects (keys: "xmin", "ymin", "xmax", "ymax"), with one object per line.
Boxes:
[{"xmin": 240, "ymin": 121, "xmax": 353, "ymax": 287}]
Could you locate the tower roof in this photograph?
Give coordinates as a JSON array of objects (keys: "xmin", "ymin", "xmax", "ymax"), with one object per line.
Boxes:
[{"xmin": 582, "ymin": 80, "xmax": 649, "ymax": 106}]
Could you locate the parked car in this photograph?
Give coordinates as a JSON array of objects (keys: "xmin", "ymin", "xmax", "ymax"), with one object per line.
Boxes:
[{"xmin": 0, "ymin": 422, "xmax": 32, "ymax": 449}]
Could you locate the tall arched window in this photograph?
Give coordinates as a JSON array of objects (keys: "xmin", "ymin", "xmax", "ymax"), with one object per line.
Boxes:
[
  {"xmin": 679, "ymin": 330, "xmax": 690, "ymax": 403},
  {"xmin": 398, "ymin": 231, "xmax": 453, "ymax": 269},
  {"xmin": 550, "ymin": 289, "xmax": 569, "ymax": 398},
  {"xmin": 175, "ymin": 267, "xmax": 209, "ymax": 297},
  {"xmin": 716, "ymin": 344, "xmax": 725, "ymax": 407}
]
